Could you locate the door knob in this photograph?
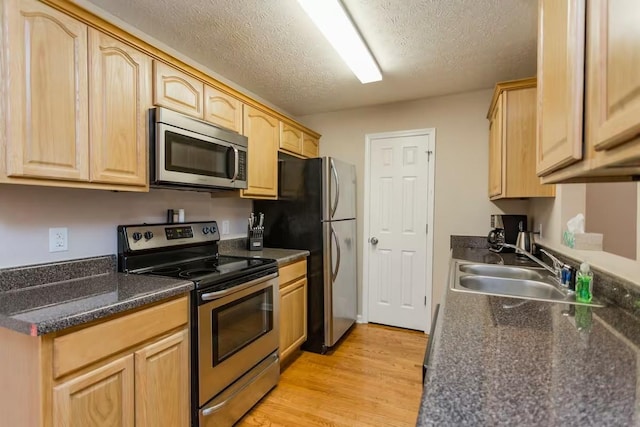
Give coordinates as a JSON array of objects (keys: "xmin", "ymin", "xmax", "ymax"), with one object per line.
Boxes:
[{"xmin": 370, "ymin": 237, "xmax": 378, "ymax": 245}]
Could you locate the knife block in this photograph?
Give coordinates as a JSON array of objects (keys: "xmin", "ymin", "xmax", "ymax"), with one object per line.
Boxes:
[{"xmin": 247, "ymin": 237, "xmax": 263, "ymax": 251}]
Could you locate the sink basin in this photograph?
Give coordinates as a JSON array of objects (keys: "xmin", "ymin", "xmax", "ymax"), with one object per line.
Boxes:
[
  {"xmin": 450, "ymin": 260, "xmax": 605, "ymax": 307},
  {"xmin": 459, "ymin": 264, "xmax": 545, "ymax": 281},
  {"xmin": 459, "ymin": 276, "xmax": 565, "ymax": 300}
]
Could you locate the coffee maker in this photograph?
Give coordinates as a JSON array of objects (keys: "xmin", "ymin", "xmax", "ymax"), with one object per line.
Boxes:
[{"xmin": 488, "ymin": 214, "xmax": 528, "ymax": 252}]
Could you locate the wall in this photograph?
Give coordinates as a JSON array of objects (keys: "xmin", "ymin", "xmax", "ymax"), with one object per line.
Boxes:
[
  {"xmin": 585, "ymin": 182, "xmax": 637, "ymax": 260},
  {"xmin": 530, "ymin": 183, "xmax": 640, "ymax": 287},
  {"xmin": 299, "ymin": 89, "xmax": 530, "ymax": 322},
  {"xmin": 0, "ymin": 185, "xmax": 251, "ymax": 268}
]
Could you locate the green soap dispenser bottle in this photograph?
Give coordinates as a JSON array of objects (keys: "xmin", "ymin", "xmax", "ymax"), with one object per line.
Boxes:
[{"xmin": 576, "ymin": 262, "xmax": 593, "ymax": 303}]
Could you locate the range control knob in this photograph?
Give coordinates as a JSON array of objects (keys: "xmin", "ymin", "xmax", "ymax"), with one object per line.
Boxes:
[
  {"xmin": 202, "ymin": 227, "xmax": 209, "ymax": 235},
  {"xmin": 132, "ymin": 232, "xmax": 143, "ymax": 242},
  {"xmin": 144, "ymin": 231, "xmax": 154, "ymax": 240},
  {"xmin": 210, "ymin": 225, "xmax": 217, "ymax": 234}
]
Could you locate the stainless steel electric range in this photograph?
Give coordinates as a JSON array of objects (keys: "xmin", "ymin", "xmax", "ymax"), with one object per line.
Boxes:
[{"xmin": 117, "ymin": 221, "xmax": 279, "ymax": 427}]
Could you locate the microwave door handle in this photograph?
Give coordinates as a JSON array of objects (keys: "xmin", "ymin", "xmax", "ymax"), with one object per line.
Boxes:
[{"xmin": 229, "ymin": 146, "xmax": 239, "ymax": 182}]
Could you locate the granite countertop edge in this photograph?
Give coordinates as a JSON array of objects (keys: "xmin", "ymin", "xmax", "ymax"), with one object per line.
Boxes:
[
  {"xmin": 0, "ymin": 247, "xmax": 308, "ymax": 337},
  {"xmin": 0, "ymin": 276, "xmax": 194, "ymax": 336}
]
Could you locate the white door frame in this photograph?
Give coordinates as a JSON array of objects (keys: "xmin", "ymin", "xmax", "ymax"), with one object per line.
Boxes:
[{"xmin": 361, "ymin": 128, "xmax": 436, "ymax": 332}]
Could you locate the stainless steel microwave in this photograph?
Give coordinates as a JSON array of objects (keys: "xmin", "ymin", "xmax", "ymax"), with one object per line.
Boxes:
[{"xmin": 151, "ymin": 107, "xmax": 248, "ymax": 190}]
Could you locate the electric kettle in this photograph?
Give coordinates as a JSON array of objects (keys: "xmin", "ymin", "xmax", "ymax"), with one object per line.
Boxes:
[{"xmin": 515, "ymin": 221, "xmax": 536, "ymax": 255}]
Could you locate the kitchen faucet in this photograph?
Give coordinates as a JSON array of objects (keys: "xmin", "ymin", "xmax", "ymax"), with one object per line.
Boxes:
[{"xmin": 499, "ymin": 243, "xmax": 563, "ymax": 284}]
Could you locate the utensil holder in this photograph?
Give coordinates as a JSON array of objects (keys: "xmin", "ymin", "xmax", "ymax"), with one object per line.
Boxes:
[
  {"xmin": 247, "ymin": 225, "xmax": 263, "ymax": 251},
  {"xmin": 248, "ymin": 237, "xmax": 263, "ymax": 251}
]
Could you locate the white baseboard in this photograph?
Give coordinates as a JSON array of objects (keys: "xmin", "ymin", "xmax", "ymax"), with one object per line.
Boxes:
[{"xmin": 356, "ymin": 314, "xmax": 367, "ymax": 324}]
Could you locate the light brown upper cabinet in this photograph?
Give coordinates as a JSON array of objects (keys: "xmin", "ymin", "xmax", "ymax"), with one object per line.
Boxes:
[
  {"xmin": 203, "ymin": 85, "xmax": 243, "ymax": 133},
  {"xmin": 536, "ymin": 0, "xmax": 585, "ymax": 176},
  {"xmin": 89, "ymin": 29, "xmax": 151, "ymax": 186},
  {"xmin": 487, "ymin": 78, "xmax": 555, "ymax": 199},
  {"xmin": 302, "ymin": 133, "xmax": 320, "ymax": 158},
  {"xmin": 488, "ymin": 94, "xmax": 504, "ymax": 198},
  {"xmin": 1, "ymin": 0, "xmax": 150, "ymax": 191},
  {"xmin": 537, "ymin": 0, "xmax": 640, "ymax": 183},
  {"xmin": 241, "ymin": 106, "xmax": 279, "ymax": 199},
  {"xmin": 279, "ymin": 122, "xmax": 303, "ymax": 155},
  {"xmin": 153, "ymin": 61, "xmax": 204, "ymax": 119},
  {"xmin": 4, "ymin": 0, "xmax": 90, "ymax": 182}
]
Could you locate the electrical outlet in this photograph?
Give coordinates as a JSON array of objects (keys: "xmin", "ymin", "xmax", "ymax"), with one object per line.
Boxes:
[
  {"xmin": 49, "ymin": 227, "xmax": 68, "ymax": 252},
  {"xmin": 221, "ymin": 220, "xmax": 230, "ymax": 235}
]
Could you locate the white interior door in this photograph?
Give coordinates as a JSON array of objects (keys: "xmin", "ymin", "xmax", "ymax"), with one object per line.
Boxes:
[{"xmin": 367, "ymin": 132, "xmax": 431, "ymax": 331}]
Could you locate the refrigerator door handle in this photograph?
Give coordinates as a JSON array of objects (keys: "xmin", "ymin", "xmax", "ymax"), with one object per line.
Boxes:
[
  {"xmin": 330, "ymin": 159, "xmax": 340, "ymax": 219},
  {"xmin": 331, "ymin": 226, "xmax": 341, "ymax": 282}
]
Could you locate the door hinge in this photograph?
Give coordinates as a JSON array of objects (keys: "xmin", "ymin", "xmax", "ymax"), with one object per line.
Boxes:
[
  {"xmin": 426, "ymin": 224, "xmax": 428, "ymax": 234},
  {"xmin": 424, "ymin": 296, "xmax": 427, "ymax": 306},
  {"xmin": 427, "ymin": 150, "xmax": 433, "ymax": 161}
]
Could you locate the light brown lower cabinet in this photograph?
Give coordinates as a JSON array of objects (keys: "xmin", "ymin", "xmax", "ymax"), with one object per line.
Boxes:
[
  {"xmin": 278, "ymin": 259, "xmax": 308, "ymax": 363},
  {"xmin": 0, "ymin": 296, "xmax": 190, "ymax": 427},
  {"xmin": 54, "ymin": 354, "xmax": 135, "ymax": 426}
]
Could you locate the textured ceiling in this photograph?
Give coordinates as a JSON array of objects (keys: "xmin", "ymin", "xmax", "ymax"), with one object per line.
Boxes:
[{"xmin": 84, "ymin": 0, "xmax": 537, "ymax": 116}]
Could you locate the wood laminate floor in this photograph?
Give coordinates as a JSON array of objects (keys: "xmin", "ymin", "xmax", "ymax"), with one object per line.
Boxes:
[{"xmin": 238, "ymin": 323, "xmax": 428, "ymax": 427}]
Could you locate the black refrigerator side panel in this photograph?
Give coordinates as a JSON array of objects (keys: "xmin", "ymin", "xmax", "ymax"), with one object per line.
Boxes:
[{"xmin": 254, "ymin": 155, "xmax": 327, "ymax": 353}]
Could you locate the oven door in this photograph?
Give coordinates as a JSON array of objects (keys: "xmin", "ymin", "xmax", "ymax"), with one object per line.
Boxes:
[
  {"xmin": 198, "ymin": 273, "xmax": 279, "ymax": 406},
  {"xmin": 156, "ymin": 122, "xmax": 247, "ymax": 189}
]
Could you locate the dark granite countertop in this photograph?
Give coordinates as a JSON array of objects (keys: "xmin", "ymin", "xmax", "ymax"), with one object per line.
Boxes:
[
  {"xmin": 0, "ymin": 257, "xmax": 193, "ymax": 336},
  {"xmin": 417, "ymin": 248, "xmax": 640, "ymax": 426},
  {"xmin": 221, "ymin": 248, "xmax": 309, "ymax": 266}
]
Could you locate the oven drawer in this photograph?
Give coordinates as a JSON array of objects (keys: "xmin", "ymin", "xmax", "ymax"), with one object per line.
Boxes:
[
  {"xmin": 199, "ymin": 352, "xmax": 279, "ymax": 427},
  {"xmin": 53, "ymin": 296, "xmax": 188, "ymax": 378}
]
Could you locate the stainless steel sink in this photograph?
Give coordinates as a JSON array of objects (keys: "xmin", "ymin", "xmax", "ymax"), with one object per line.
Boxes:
[
  {"xmin": 459, "ymin": 276, "xmax": 565, "ymax": 300},
  {"xmin": 459, "ymin": 264, "xmax": 545, "ymax": 281},
  {"xmin": 449, "ymin": 260, "xmax": 605, "ymax": 307}
]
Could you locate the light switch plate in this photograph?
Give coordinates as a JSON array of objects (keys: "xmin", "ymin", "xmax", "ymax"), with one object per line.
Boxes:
[
  {"xmin": 221, "ymin": 220, "xmax": 230, "ymax": 235},
  {"xmin": 49, "ymin": 227, "xmax": 68, "ymax": 252}
]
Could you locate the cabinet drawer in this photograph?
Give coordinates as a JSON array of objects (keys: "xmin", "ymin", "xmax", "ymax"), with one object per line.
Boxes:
[
  {"xmin": 278, "ymin": 259, "xmax": 307, "ymax": 287},
  {"xmin": 53, "ymin": 296, "xmax": 188, "ymax": 378}
]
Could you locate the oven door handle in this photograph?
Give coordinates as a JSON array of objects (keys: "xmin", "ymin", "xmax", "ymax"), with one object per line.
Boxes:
[{"xmin": 201, "ymin": 272, "xmax": 278, "ymax": 301}]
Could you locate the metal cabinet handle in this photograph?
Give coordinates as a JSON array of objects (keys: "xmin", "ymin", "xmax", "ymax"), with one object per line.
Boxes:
[
  {"xmin": 331, "ymin": 227, "xmax": 341, "ymax": 282},
  {"xmin": 330, "ymin": 159, "xmax": 339, "ymax": 218},
  {"xmin": 370, "ymin": 237, "xmax": 378, "ymax": 245}
]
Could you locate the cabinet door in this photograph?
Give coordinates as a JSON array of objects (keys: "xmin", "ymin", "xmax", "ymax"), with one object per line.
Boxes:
[
  {"xmin": 504, "ymin": 88, "xmax": 555, "ymax": 198},
  {"xmin": 203, "ymin": 85, "xmax": 242, "ymax": 132},
  {"xmin": 53, "ymin": 355, "xmax": 134, "ymax": 427},
  {"xmin": 89, "ymin": 29, "xmax": 151, "ymax": 186},
  {"xmin": 279, "ymin": 278, "xmax": 307, "ymax": 361},
  {"xmin": 587, "ymin": 0, "xmax": 640, "ymax": 151},
  {"xmin": 488, "ymin": 95, "xmax": 503, "ymax": 197},
  {"xmin": 536, "ymin": 0, "xmax": 585, "ymax": 176},
  {"xmin": 241, "ymin": 106, "xmax": 279, "ymax": 198},
  {"xmin": 134, "ymin": 329, "xmax": 190, "ymax": 427},
  {"xmin": 302, "ymin": 133, "xmax": 319, "ymax": 158},
  {"xmin": 279, "ymin": 122, "xmax": 303, "ymax": 154},
  {"xmin": 153, "ymin": 61, "xmax": 204, "ymax": 118},
  {"xmin": 5, "ymin": 0, "xmax": 89, "ymax": 181}
]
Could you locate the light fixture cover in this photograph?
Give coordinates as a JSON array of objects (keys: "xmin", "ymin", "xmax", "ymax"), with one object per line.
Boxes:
[{"xmin": 297, "ymin": 0, "xmax": 382, "ymax": 84}]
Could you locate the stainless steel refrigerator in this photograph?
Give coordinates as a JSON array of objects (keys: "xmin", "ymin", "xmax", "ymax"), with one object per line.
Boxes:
[{"xmin": 254, "ymin": 153, "xmax": 357, "ymax": 354}]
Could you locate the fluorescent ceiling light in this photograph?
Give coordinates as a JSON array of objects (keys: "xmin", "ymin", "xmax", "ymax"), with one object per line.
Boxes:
[{"xmin": 297, "ymin": 0, "xmax": 382, "ymax": 84}]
